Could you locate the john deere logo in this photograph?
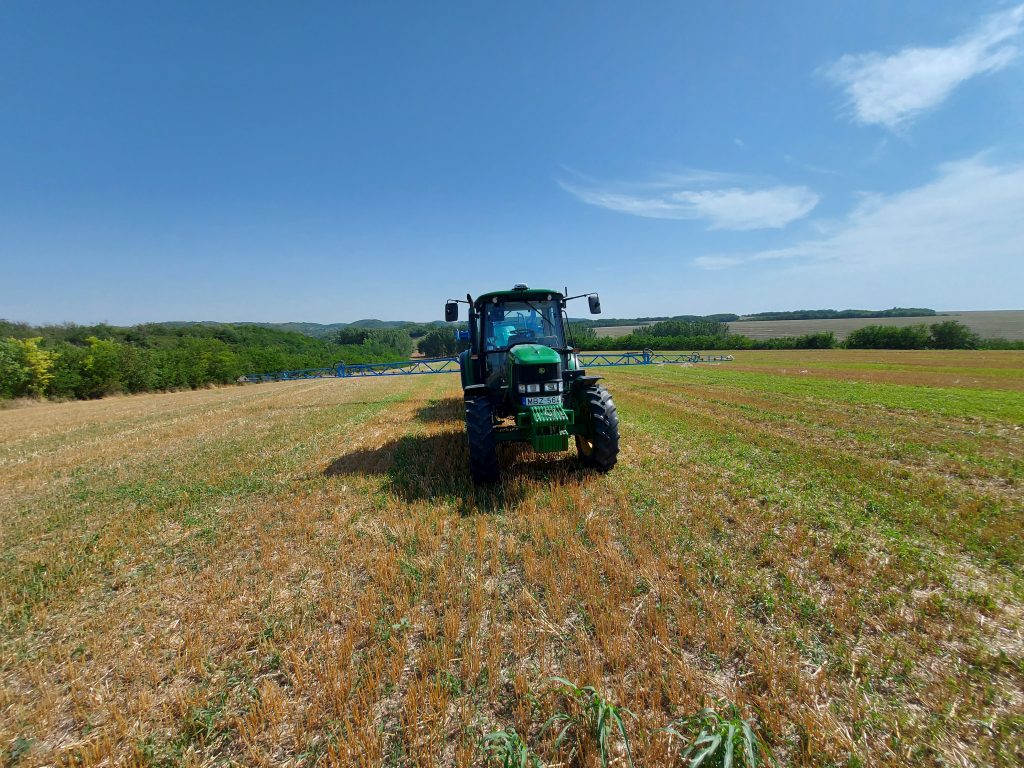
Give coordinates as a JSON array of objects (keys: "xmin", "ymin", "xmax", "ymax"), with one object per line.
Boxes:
[{"xmin": 538, "ymin": 367, "xmax": 546, "ymax": 374}]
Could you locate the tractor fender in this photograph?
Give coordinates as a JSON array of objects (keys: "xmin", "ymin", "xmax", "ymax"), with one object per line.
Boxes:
[
  {"xmin": 458, "ymin": 349, "xmax": 473, "ymax": 387},
  {"xmin": 571, "ymin": 375, "xmax": 603, "ymax": 392}
]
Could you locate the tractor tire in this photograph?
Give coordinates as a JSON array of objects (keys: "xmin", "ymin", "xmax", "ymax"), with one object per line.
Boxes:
[
  {"xmin": 575, "ymin": 385, "xmax": 620, "ymax": 472},
  {"xmin": 465, "ymin": 396, "xmax": 500, "ymax": 484}
]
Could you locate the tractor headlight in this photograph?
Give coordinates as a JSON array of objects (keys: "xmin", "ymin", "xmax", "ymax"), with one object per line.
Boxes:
[
  {"xmin": 525, "ymin": 383, "xmax": 540, "ymax": 393},
  {"xmin": 543, "ymin": 382, "xmax": 561, "ymax": 392}
]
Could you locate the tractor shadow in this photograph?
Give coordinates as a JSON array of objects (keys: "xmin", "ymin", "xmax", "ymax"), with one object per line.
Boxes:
[
  {"xmin": 413, "ymin": 399, "xmax": 460, "ymax": 424},
  {"xmin": 323, "ymin": 399, "xmax": 594, "ymax": 514}
]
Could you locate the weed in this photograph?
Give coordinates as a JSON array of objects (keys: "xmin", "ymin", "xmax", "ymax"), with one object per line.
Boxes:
[
  {"xmin": 544, "ymin": 677, "xmax": 635, "ymax": 768},
  {"xmin": 662, "ymin": 702, "xmax": 776, "ymax": 767},
  {"xmin": 482, "ymin": 728, "xmax": 543, "ymax": 767},
  {"xmin": 5, "ymin": 736, "xmax": 33, "ymax": 766}
]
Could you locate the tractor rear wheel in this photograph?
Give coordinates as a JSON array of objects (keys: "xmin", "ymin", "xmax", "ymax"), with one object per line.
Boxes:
[
  {"xmin": 575, "ymin": 384, "xmax": 620, "ymax": 472},
  {"xmin": 465, "ymin": 396, "xmax": 500, "ymax": 484}
]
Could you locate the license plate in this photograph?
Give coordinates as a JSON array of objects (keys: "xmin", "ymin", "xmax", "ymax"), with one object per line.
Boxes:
[{"xmin": 524, "ymin": 395, "xmax": 561, "ymax": 406}]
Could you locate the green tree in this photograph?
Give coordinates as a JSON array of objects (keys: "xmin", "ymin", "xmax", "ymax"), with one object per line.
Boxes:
[
  {"xmin": 929, "ymin": 320, "xmax": 980, "ymax": 349},
  {"xmin": 844, "ymin": 324, "xmax": 931, "ymax": 349},
  {"xmin": 567, "ymin": 323, "xmax": 597, "ymax": 344},
  {"xmin": 0, "ymin": 338, "xmax": 30, "ymax": 398},
  {"xmin": 793, "ymin": 331, "xmax": 836, "ymax": 349},
  {"xmin": 48, "ymin": 343, "xmax": 89, "ymax": 399},
  {"xmin": 333, "ymin": 327, "xmax": 371, "ymax": 345},
  {"xmin": 20, "ymin": 338, "xmax": 56, "ymax": 396},
  {"xmin": 0, "ymin": 338, "xmax": 56, "ymax": 397},
  {"xmin": 119, "ymin": 345, "xmax": 156, "ymax": 393},
  {"xmin": 418, "ymin": 327, "xmax": 460, "ymax": 357},
  {"xmin": 83, "ymin": 337, "xmax": 125, "ymax": 397},
  {"xmin": 366, "ymin": 329, "xmax": 414, "ymax": 358}
]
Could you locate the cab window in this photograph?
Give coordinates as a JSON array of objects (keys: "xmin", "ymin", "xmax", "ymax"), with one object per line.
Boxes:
[{"xmin": 483, "ymin": 301, "xmax": 565, "ymax": 351}]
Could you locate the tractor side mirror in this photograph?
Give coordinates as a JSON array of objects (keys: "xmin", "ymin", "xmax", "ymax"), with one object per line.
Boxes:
[
  {"xmin": 588, "ymin": 294, "xmax": 602, "ymax": 314},
  {"xmin": 445, "ymin": 302, "xmax": 459, "ymax": 322}
]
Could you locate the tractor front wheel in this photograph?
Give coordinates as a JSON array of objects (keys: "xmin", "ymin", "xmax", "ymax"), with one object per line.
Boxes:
[
  {"xmin": 465, "ymin": 396, "xmax": 500, "ymax": 484},
  {"xmin": 575, "ymin": 385, "xmax": 620, "ymax": 472}
]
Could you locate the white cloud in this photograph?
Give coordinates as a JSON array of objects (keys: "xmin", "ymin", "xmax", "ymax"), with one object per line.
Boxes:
[
  {"xmin": 692, "ymin": 155, "xmax": 1024, "ymax": 278},
  {"xmin": 824, "ymin": 4, "xmax": 1024, "ymax": 128},
  {"xmin": 560, "ymin": 174, "xmax": 819, "ymax": 230}
]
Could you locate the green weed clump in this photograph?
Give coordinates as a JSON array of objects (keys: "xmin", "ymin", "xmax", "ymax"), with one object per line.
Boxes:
[
  {"xmin": 544, "ymin": 677, "xmax": 636, "ymax": 768},
  {"xmin": 482, "ymin": 728, "xmax": 543, "ymax": 768},
  {"xmin": 663, "ymin": 702, "xmax": 776, "ymax": 767}
]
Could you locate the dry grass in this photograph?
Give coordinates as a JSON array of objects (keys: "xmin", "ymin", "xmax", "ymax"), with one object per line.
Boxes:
[{"xmin": 2, "ymin": 352, "xmax": 1022, "ymax": 766}]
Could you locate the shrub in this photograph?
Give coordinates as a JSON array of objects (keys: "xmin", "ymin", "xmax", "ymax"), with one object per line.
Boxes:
[
  {"xmin": 844, "ymin": 320, "xmax": 984, "ymax": 350},
  {"xmin": 83, "ymin": 337, "xmax": 126, "ymax": 397},
  {"xmin": 567, "ymin": 323, "xmax": 597, "ymax": 344},
  {"xmin": 844, "ymin": 324, "xmax": 931, "ymax": 349},
  {"xmin": 0, "ymin": 338, "xmax": 57, "ymax": 398},
  {"xmin": 333, "ymin": 327, "xmax": 371, "ymax": 345},
  {"xmin": 418, "ymin": 327, "xmax": 461, "ymax": 358},
  {"xmin": 794, "ymin": 331, "xmax": 837, "ymax": 349},
  {"xmin": 47, "ymin": 343, "xmax": 89, "ymax": 399},
  {"xmin": 365, "ymin": 329, "xmax": 414, "ymax": 359},
  {"xmin": 928, "ymin": 320, "xmax": 980, "ymax": 349},
  {"xmin": 0, "ymin": 338, "xmax": 30, "ymax": 398},
  {"xmin": 979, "ymin": 338, "xmax": 1024, "ymax": 350}
]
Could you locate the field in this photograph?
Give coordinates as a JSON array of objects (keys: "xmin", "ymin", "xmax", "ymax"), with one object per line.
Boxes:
[
  {"xmin": 591, "ymin": 324, "xmax": 650, "ymax": 338},
  {"xmin": 2, "ymin": 351, "xmax": 1023, "ymax": 767},
  {"xmin": 592, "ymin": 310, "xmax": 1024, "ymax": 340}
]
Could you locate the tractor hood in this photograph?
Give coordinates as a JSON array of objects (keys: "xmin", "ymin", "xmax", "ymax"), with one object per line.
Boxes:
[{"xmin": 508, "ymin": 344, "xmax": 561, "ymax": 365}]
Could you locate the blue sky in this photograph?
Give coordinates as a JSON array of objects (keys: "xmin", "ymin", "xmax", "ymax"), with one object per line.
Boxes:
[{"xmin": 2, "ymin": 1, "xmax": 1023, "ymax": 324}]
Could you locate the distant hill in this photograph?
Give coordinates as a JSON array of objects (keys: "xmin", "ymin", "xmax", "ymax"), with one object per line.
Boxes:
[
  {"xmin": 738, "ymin": 308, "xmax": 937, "ymax": 321},
  {"xmin": 154, "ymin": 319, "xmax": 447, "ymax": 338}
]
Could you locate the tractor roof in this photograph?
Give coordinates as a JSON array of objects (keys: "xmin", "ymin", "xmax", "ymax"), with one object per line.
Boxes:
[{"xmin": 474, "ymin": 287, "xmax": 563, "ymax": 307}]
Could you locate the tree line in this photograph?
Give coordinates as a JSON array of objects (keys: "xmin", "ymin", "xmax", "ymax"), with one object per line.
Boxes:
[
  {"xmin": 0, "ymin": 321, "xmax": 428, "ymax": 401},
  {"xmin": 573, "ymin": 319, "xmax": 1021, "ymax": 352},
  {"xmin": 739, "ymin": 307, "xmax": 937, "ymax": 321},
  {"xmin": 3, "ymin": 316, "xmax": 1018, "ymax": 402}
]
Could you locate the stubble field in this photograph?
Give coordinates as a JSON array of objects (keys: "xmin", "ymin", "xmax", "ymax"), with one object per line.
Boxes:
[
  {"xmin": 2, "ymin": 351, "xmax": 1022, "ymax": 767},
  {"xmin": 593, "ymin": 309, "xmax": 1024, "ymax": 340}
]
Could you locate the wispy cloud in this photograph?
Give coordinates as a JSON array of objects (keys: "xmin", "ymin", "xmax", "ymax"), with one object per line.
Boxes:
[
  {"xmin": 824, "ymin": 4, "xmax": 1024, "ymax": 128},
  {"xmin": 692, "ymin": 155, "xmax": 1024, "ymax": 277},
  {"xmin": 560, "ymin": 172, "xmax": 819, "ymax": 230}
]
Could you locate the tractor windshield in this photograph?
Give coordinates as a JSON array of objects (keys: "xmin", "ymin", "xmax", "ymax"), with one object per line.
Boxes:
[{"xmin": 483, "ymin": 300, "xmax": 565, "ymax": 352}]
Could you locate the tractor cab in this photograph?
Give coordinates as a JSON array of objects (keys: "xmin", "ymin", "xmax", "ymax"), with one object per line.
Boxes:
[
  {"xmin": 482, "ymin": 296, "xmax": 566, "ymax": 352},
  {"xmin": 445, "ymin": 283, "xmax": 619, "ymax": 484},
  {"xmin": 477, "ymin": 289, "xmax": 567, "ymax": 390}
]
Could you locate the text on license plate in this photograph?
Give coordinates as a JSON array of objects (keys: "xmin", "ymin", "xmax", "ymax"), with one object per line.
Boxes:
[{"xmin": 524, "ymin": 395, "xmax": 561, "ymax": 406}]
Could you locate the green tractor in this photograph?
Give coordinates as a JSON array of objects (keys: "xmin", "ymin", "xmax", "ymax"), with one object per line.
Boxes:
[{"xmin": 445, "ymin": 284, "xmax": 620, "ymax": 484}]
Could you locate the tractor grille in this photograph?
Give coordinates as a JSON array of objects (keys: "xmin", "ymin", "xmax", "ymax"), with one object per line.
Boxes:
[
  {"xmin": 529, "ymin": 404, "xmax": 571, "ymax": 427},
  {"xmin": 516, "ymin": 362, "xmax": 562, "ymax": 386}
]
